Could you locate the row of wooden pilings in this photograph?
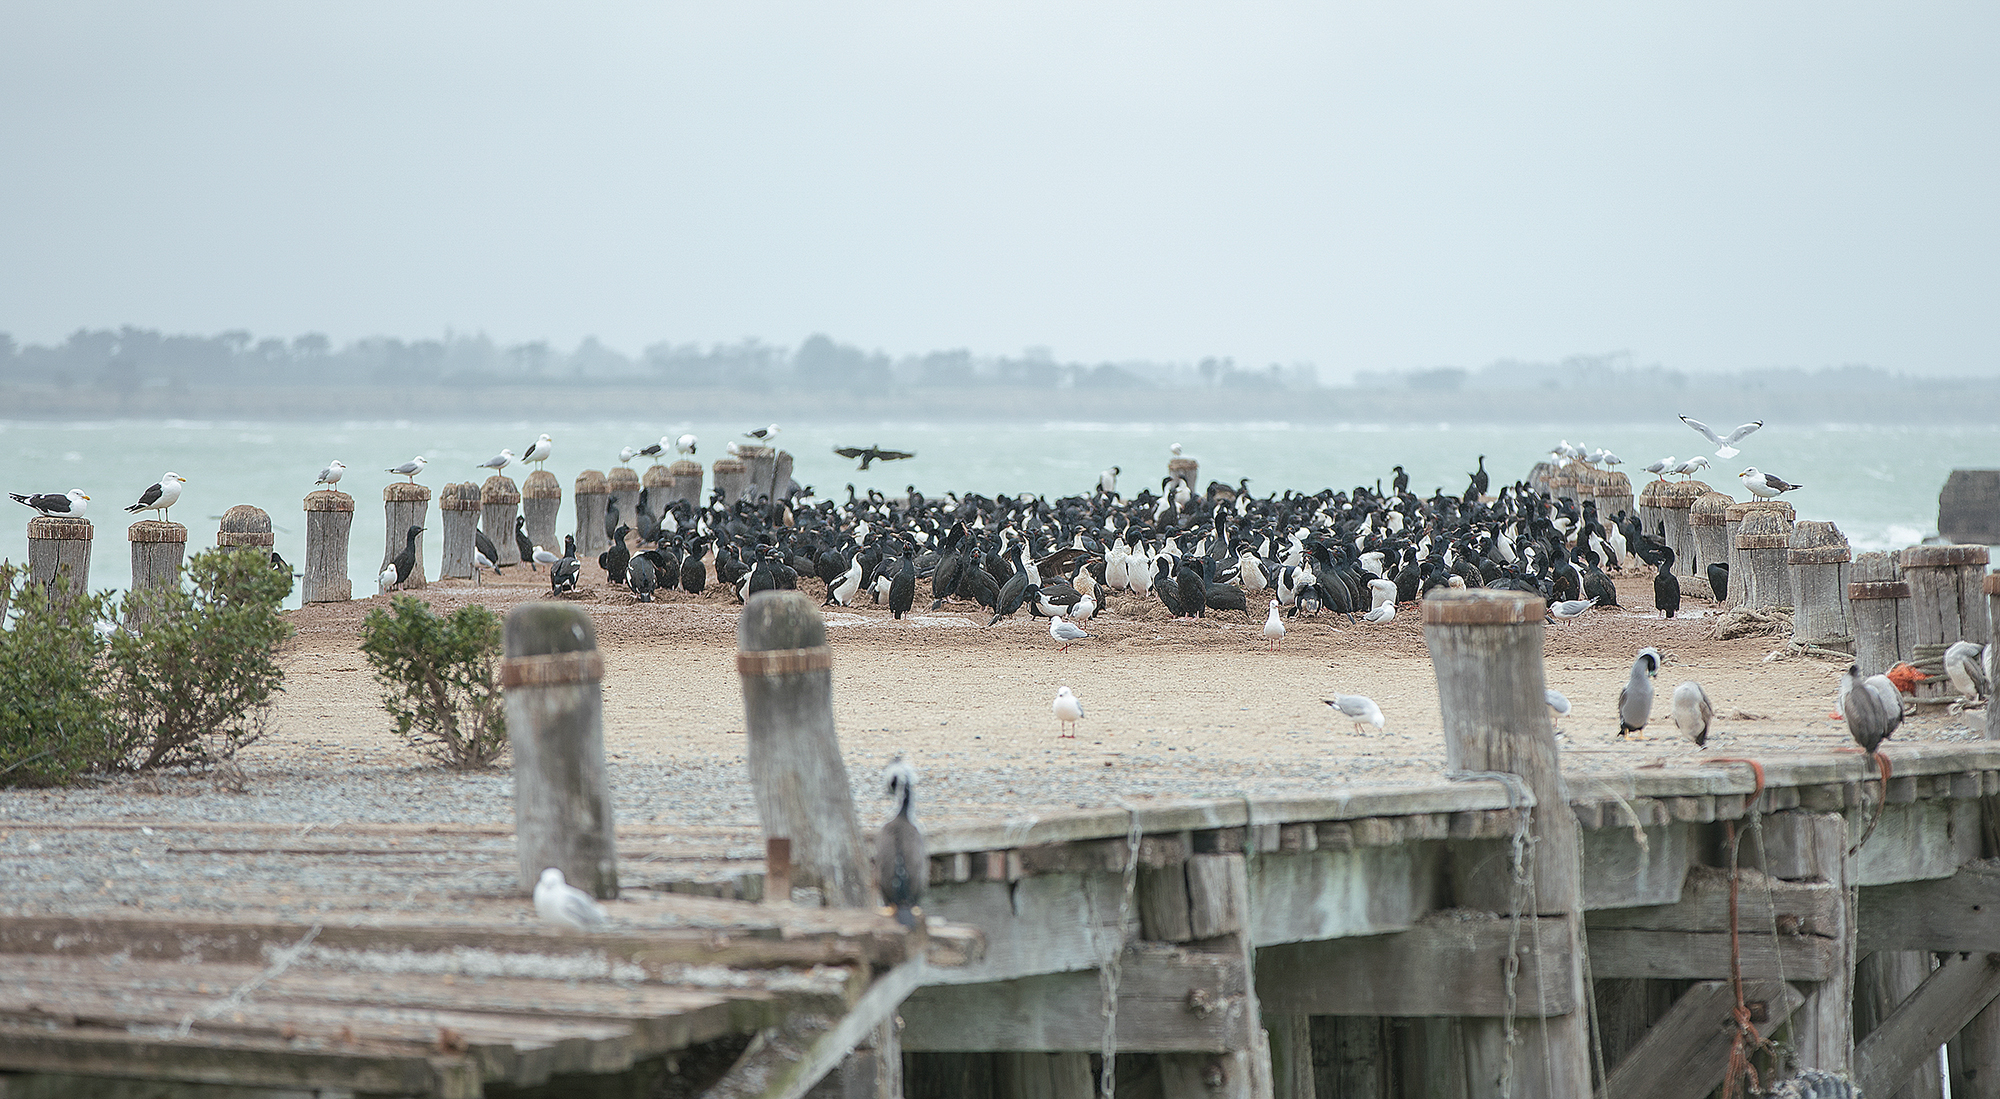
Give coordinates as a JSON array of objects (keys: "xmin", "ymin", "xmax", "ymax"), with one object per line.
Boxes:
[{"xmin": 13, "ymin": 450, "xmax": 802, "ymax": 605}]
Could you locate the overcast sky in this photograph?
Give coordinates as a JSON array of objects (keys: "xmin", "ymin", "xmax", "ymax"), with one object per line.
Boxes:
[{"xmin": 2, "ymin": 3, "xmax": 1995, "ymax": 377}]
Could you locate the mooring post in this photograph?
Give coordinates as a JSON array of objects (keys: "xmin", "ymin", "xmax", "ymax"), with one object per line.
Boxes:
[
  {"xmin": 1849, "ymin": 551, "xmax": 1912, "ymax": 678},
  {"xmin": 1688, "ymin": 492, "xmax": 1733, "ymax": 601},
  {"xmin": 1735, "ymin": 501, "xmax": 1796, "ymax": 611},
  {"xmin": 1987, "ymin": 572, "xmax": 2000, "ymax": 740},
  {"xmin": 1593, "ymin": 470, "xmax": 1633, "ymax": 521},
  {"xmin": 437, "ymin": 482, "xmax": 481, "ymax": 579},
  {"xmin": 1900, "ymin": 544, "xmax": 1991, "ymax": 705},
  {"xmin": 479, "ymin": 475, "xmax": 521, "ymax": 566},
  {"xmin": 126, "ymin": 520, "xmax": 186, "ymax": 626},
  {"xmin": 25, "ymin": 516, "xmax": 92, "ymax": 607},
  {"xmin": 1422, "ymin": 589, "xmax": 1592, "ymax": 1098},
  {"xmin": 521, "ymin": 470, "xmax": 562, "ymax": 562},
  {"xmin": 668, "ymin": 459, "xmax": 704, "ymax": 510},
  {"xmin": 381, "ymin": 483, "xmax": 431, "ymax": 589},
  {"xmin": 773, "ymin": 449, "xmax": 795, "ymax": 502},
  {"xmin": 713, "ymin": 457, "xmax": 750, "ymax": 507},
  {"xmin": 1168, "ymin": 455, "xmax": 1199, "ymax": 494},
  {"xmin": 1660, "ymin": 478, "xmax": 1709, "ymax": 579},
  {"xmin": 302, "ymin": 489, "xmax": 354, "ymax": 603},
  {"xmin": 504, "ymin": 602, "xmax": 617, "ymax": 899},
  {"xmin": 641, "ymin": 461, "xmax": 674, "ymax": 509},
  {"xmin": 573, "ymin": 470, "xmax": 609, "ymax": 558},
  {"xmin": 218, "ymin": 504, "xmax": 273, "ymax": 554},
  {"xmin": 1789, "ymin": 521, "xmax": 1853, "ymax": 650},
  {"xmin": 605, "ymin": 466, "xmax": 641, "ymax": 545}
]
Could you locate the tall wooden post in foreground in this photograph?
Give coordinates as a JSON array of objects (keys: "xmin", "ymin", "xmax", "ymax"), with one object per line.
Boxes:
[
  {"xmin": 1422, "ymin": 589, "xmax": 1591, "ymax": 1098},
  {"xmin": 25, "ymin": 517, "xmax": 92, "ymax": 607},
  {"xmin": 504, "ymin": 602, "xmax": 617, "ymax": 899},
  {"xmin": 301, "ymin": 490, "xmax": 353, "ymax": 603}
]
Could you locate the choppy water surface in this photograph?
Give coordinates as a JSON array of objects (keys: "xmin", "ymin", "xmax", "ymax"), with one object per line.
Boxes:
[{"xmin": 1, "ymin": 417, "xmax": 1989, "ymax": 607}]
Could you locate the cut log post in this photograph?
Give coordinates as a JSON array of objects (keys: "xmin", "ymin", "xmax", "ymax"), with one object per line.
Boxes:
[
  {"xmin": 1856, "ymin": 951, "xmax": 1946, "ymax": 1099},
  {"xmin": 217, "ymin": 504, "xmax": 273, "ymax": 554},
  {"xmin": 774, "ymin": 450, "xmax": 796, "ymax": 501},
  {"xmin": 1951, "ymin": 995, "xmax": 2000, "ymax": 1098},
  {"xmin": 640, "ymin": 462, "xmax": 674, "ymax": 533},
  {"xmin": 736, "ymin": 444, "xmax": 776, "ymax": 503},
  {"xmin": 520, "ymin": 470, "xmax": 561, "ymax": 562},
  {"xmin": 1735, "ymin": 502, "xmax": 1796, "ymax": 611},
  {"xmin": 504, "ymin": 602, "xmax": 616, "ymax": 898},
  {"xmin": 1851, "ymin": 551, "xmax": 1913, "ymax": 678},
  {"xmin": 1723, "ymin": 501, "xmax": 1753, "ymax": 604},
  {"xmin": 126, "ymin": 520, "xmax": 187, "ymax": 626},
  {"xmin": 736, "ymin": 590, "xmax": 871, "ymax": 907},
  {"xmin": 1593, "ymin": 470, "xmax": 1634, "ymax": 528},
  {"xmin": 1638, "ymin": 477, "xmax": 1669, "ymax": 548},
  {"xmin": 437, "ymin": 482, "xmax": 481, "ymax": 579},
  {"xmin": 301, "ymin": 490, "xmax": 353, "ymax": 603},
  {"xmin": 605, "ymin": 467, "xmax": 641, "ymax": 546},
  {"xmin": 1660, "ymin": 479, "xmax": 1709, "ymax": 580},
  {"xmin": 1526, "ymin": 461, "xmax": 1555, "ymax": 497},
  {"xmin": 1688, "ymin": 492, "xmax": 1734, "ymax": 602},
  {"xmin": 1789, "ymin": 521, "xmax": 1853, "ymax": 650},
  {"xmin": 667, "ymin": 459, "xmax": 704, "ymax": 510},
  {"xmin": 479, "ymin": 475, "xmax": 521, "ymax": 566},
  {"xmin": 1169, "ymin": 457, "xmax": 1199, "ymax": 493},
  {"xmin": 1901, "ymin": 545, "xmax": 1992, "ymax": 704},
  {"xmin": 25, "ymin": 516, "xmax": 92, "ymax": 607},
  {"xmin": 1547, "ymin": 465, "xmax": 1578, "ymax": 506},
  {"xmin": 1987, "ymin": 572, "xmax": 2000, "ymax": 740},
  {"xmin": 713, "ymin": 457, "xmax": 750, "ymax": 507},
  {"xmin": 380, "ymin": 483, "xmax": 431, "ymax": 590},
  {"xmin": 573, "ymin": 470, "xmax": 609, "ymax": 558},
  {"xmin": 1421, "ymin": 589, "xmax": 1591, "ymax": 1098}
]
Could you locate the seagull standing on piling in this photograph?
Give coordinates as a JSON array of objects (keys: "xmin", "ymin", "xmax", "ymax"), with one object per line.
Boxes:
[
  {"xmin": 1679, "ymin": 416, "xmax": 1764, "ymax": 459},
  {"xmin": 745, "ymin": 424, "xmax": 780, "ymax": 441},
  {"xmin": 522, "ymin": 434, "xmax": 554, "ymax": 469},
  {"xmin": 123, "ymin": 473, "xmax": 186, "ymax": 522},
  {"xmin": 534, "ymin": 867, "xmax": 608, "ymax": 931},
  {"xmin": 877, "ymin": 758, "xmax": 927, "ymax": 927},
  {"xmin": 676, "ymin": 434, "xmax": 698, "ymax": 456},
  {"xmin": 315, "ymin": 460, "xmax": 346, "ymax": 487},
  {"xmin": 1618, "ymin": 648, "xmax": 1661, "ymax": 739},
  {"xmin": 1642, "ymin": 456, "xmax": 1676, "ymax": 480},
  {"xmin": 617, "ymin": 446, "xmax": 640, "ymax": 466},
  {"xmin": 477, "ymin": 448, "xmax": 515, "ymax": 473},
  {"xmin": 1739, "ymin": 467, "xmax": 1802, "ymax": 499},
  {"xmin": 9, "ymin": 489, "xmax": 88, "ymax": 518},
  {"xmin": 386, "ymin": 456, "xmax": 427, "ymax": 483}
]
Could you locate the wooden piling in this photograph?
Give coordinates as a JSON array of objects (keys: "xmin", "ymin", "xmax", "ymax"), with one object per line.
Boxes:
[
  {"xmin": 1688, "ymin": 492, "xmax": 1733, "ymax": 601},
  {"xmin": 521, "ymin": 470, "xmax": 562, "ymax": 563},
  {"xmin": 1525, "ymin": 461, "xmax": 1555, "ymax": 497},
  {"xmin": 1592, "ymin": 470, "xmax": 1634, "ymax": 524},
  {"xmin": 217, "ymin": 504, "xmax": 273, "ymax": 553},
  {"xmin": 1901, "ymin": 545, "xmax": 1991, "ymax": 704},
  {"xmin": 1547, "ymin": 464, "xmax": 1578, "ymax": 506},
  {"xmin": 503, "ymin": 602, "xmax": 617, "ymax": 899},
  {"xmin": 301, "ymin": 490, "xmax": 353, "ymax": 603},
  {"xmin": 641, "ymin": 462, "xmax": 674, "ymax": 501},
  {"xmin": 1734, "ymin": 501, "xmax": 1795, "ymax": 611},
  {"xmin": 773, "ymin": 450, "xmax": 795, "ymax": 501},
  {"xmin": 126, "ymin": 521, "xmax": 186, "ymax": 625},
  {"xmin": 437, "ymin": 482, "xmax": 481, "ymax": 579},
  {"xmin": 1660, "ymin": 479, "xmax": 1709, "ymax": 580},
  {"xmin": 1789, "ymin": 521, "xmax": 1853, "ymax": 650},
  {"xmin": 1169, "ymin": 457, "xmax": 1199, "ymax": 493},
  {"xmin": 735, "ymin": 590, "xmax": 871, "ymax": 907},
  {"xmin": 1421, "ymin": 589, "xmax": 1592, "ymax": 1097},
  {"xmin": 713, "ymin": 457, "xmax": 750, "ymax": 507},
  {"xmin": 380, "ymin": 483, "xmax": 431, "ymax": 589},
  {"xmin": 1637, "ymin": 478, "xmax": 1668, "ymax": 546},
  {"xmin": 572, "ymin": 471, "xmax": 609, "ymax": 558},
  {"xmin": 667, "ymin": 459, "xmax": 703, "ymax": 510},
  {"xmin": 479, "ymin": 475, "xmax": 521, "ymax": 566},
  {"xmin": 1987, "ymin": 572, "xmax": 2000, "ymax": 740},
  {"xmin": 25, "ymin": 516, "xmax": 92, "ymax": 606},
  {"xmin": 1849, "ymin": 552, "xmax": 1912, "ymax": 679},
  {"xmin": 605, "ymin": 467, "xmax": 641, "ymax": 539},
  {"xmin": 736, "ymin": 444, "xmax": 776, "ymax": 503}
]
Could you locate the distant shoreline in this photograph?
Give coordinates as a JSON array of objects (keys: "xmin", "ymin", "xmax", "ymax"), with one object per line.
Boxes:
[{"xmin": 6, "ymin": 381, "xmax": 1997, "ymax": 424}]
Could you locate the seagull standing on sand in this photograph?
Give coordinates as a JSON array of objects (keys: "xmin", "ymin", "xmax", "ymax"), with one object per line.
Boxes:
[
  {"xmin": 534, "ymin": 867, "xmax": 608, "ymax": 931},
  {"xmin": 522, "ymin": 434, "xmax": 554, "ymax": 469},
  {"xmin": 1671, "ymin": 681, "xmax": 1713, "ymax": 747},
  {"xmin": 9, "ymin": 489, "xmax": 88, "ymax": 518},
  {"xmin": 1049, "ymin": 615, "xmax": 1090, "ymax": 652},
  {"xmin": 1545, "ymin": 688, "xmax": 1572, "ymax": 726},
  {"xmin": 1548, "ymin": 596, "xmax": 1599, "ymax": 624},
  {"xmin": 1618, "ymin": 648, "xmax": 1661, "ymax": 739},
  {"xmin": 1361, "ymin": 602, "xmax": 1396, "ymax": 624},
  {"xmin": 1680, "ymin": 415, "xmax": 1764, "ymax": 459},
  {"xmin": 386, "ymin": 456, "xmax": 427, "ymax": 483},
  {"xmin": 1053, "ymin": 686, "xmax": 1085, "ymax": 737},
  {"xmin": 477, "ymin": 448, "xmax": 515, "ymax": 473},
  {"xmin": 1324, "ymin": 693, "xmax": 1385, "ymax": 734},
  {"xmin": 315, "ymin": 460, "xmax": 346, "ymax": 487},
  {"xmin": 123, "ymin": 473, "xmax": 186, "ymax": 522},
  {"xmin": 1263, "ymin": 599, "xmax": 1286, "ymax": 648},
  {"xmin": 1739, "ymin": 467, "xmax": 1802, "ymax": 499}
]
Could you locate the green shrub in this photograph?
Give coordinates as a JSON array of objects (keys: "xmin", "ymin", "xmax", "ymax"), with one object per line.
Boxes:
[
  {"xmin": 0, "ymin": 567, "xmax": 118, "ymax": 786},
  {"xmin": 108, "ymin": 547, "xmax": 294, "ymax": 770},
  {"xmin": 359, "ymin": 596, "xmax": 507, "ymax": 769}
]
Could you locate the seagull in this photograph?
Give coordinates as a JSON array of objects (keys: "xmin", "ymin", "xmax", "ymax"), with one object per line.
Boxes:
[
  {"xmin": 386, "ymin": 456, "xmax": 427, "ymax": 483},
  {"xmin": 476, "ymin": 448, "xmax": 515, "ymax": 473},
  {"xmin": 1099, "ymin": 467, "xmax": 1120, "ymax": 495},
  {"xmin": 1945, "ymin": 641, "xmax": 1989, "ymax": 705},
  {"xmin": 522, "ymin": 434, "xmax": 554, "ymax": 468},
  {"xmin": 1545, "ymin": 688, "xmax": 1572, "ymax": 726},
  {"xmin": 1170, "ymin": 442, "xmax": 1183, "ymax": 457},
  {"xmin": 1052, "ymin": 686, "xmax": 1085, "ymax": 737},
  {"xmin": 676, "ymin": 434, "xmax": 698, "ymax": 456},
  {"xmin": 1739, "ymin": 467, "xmax": 1802, "ymax": 499},
  {"xmin": 834, "ymin": 445, "xmax": 916, "ymax": 471},
  {"xmin": 314, "ymin": 460, "xmax": 346, "ymax": 487},
  {"xmin": 1263, "ymin": 599, "xmax": 1286, "ymax": 648},
  {"xmin": 1618, "ymin": 648, "xmax": 1661, "ymax": 739},
  {"xmin": 745, "ymin": 424, "xmax": 780, "ymax": 441},
  {"xmin": 9, "ymin": 489, "xmax": 89, "ymax": 518},
  {"xmin": 377, "ymin": 564, "xmax": 398, "ymax": 594},
  {"xmin": 877, "ymin": 758, "xmax": 926, "ymax": 928},
  {"xmin": 123, "ymin": 473, "xmax": 186, "ymax": 521},
  {"xmin": 1324, "ymin": 694, "xmax": 1386, "ymax": 734},
  {"xmin": 1642, "ymin": 456, "xmax": 1676, "ymax": 479},
  {"xmin": 1671, "ymin": 680, "xmax": 1713, "ymax": 748},
  {"xmin": 1548, "ymin": 596, "xmax": 1599, "ymax": 623},
  {"xmin": 1367, "ymin": 578, "xmax": 1397, "ymax": 611},
  {"xmin": 1680, "ymin": 415, "xmax": 1764, "ymax": 459},
  {"xmin": 1049, "ymin": 615, "xmax": 1090, "ymax": 652},
  {"xmin": 1670, "ymin": 456, "xmax": 1711, "ymax": 478},
  {"xmin": 1598, "ymin": 451, "xmax": 1623, "ymax": 467},
  {"xmin": 617, "ymin": 446, "xmax": 640, "ymax": 466},
  {"xmin": 473, "ymin": 546, "xmax": 497, "ymax": 586},
  {"xmin": 534, "ymin": 867, "xmax": 608, "ymax": 931},
  {"xmin": 637, "ymin": 435, "xmax": 671, "ymax": 459},
  {"xmin": 532, "ymin": 545, "xmax": 562, "ymax": 570},
  {"xmin": 1841, "ymin": 663, "xmax": 1902, "ymax": 762},
  {"xmin": 1361, "ymin": 602, "xmax": 1396, "ymax": 624}
]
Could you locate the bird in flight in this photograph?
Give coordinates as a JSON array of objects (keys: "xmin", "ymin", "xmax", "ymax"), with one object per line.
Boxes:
[
  {"xmin": 834, "ymin": 445, "xmax": 915, "ymax": 470},
  {"xmin": 1679, "ymin": 415, "xmax": 1764, "ymax": 459}
]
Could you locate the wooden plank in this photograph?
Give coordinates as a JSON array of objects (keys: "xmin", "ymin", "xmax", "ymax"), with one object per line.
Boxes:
[
  {"xmin": 1254, "ymin": 915, "xmax": 1576, "ymax": 1017},
  {"xmin": 1244, "ymin": 841, "xmax": 1449, "ymax": 948},
  {"xmin": 920, "ymin": 874, "xmax": 1130, "ymax": 987},
  {"xmin": 1263, "ymin": 1014, "xmax": 1315, "ymax": 1099},
  {"xmin": 1161, "ymin": 1052, "xmax": 1261, "ymax": 1099},
  {"xmin": 1138, "ymin": 864, "xmax": 1195, "ymax": 942},
  {"xmin": 993, "ymin": 1052, "xmax": 1094, "ymax": 1099},
  {"xmin": 703, "ymin": 956, "xmax": 927, "ymax": 1099},
  {"xmin": 1856, "ymin": 951, "xmax": 1944, "ymax": 1099},
  {"xmin": 0, "ymin": 1074, "xmax": 348, "ymax": 1099},
  {"xmin": 1586, "ymin": 870, "xmax": 1842, "ymax": 938},
  {"xmin": 1858, "ymin": 954, "xmax": 2000, "ymax": 1099},
  {"xmin": 1585, "ymin": 928, "xmax": 1836, "ymax": 981},
  {"xmin": 1313, "ymin": 1017, "xmax": 1388, "ymax": 1099},
  {"xmin": 1785, "ymin": 813, "xmax": 1857, "ymax": 1077},
  {"xmin": 1186, "ymin": 855, "xmax": 1248, "ymax": 940},
  {"xmin": 900, "ymin": 947, "xmax": 1252, "ymax": 1054},
  {"xmin": 1850, "ymin": 797, "xmax": 1984, "ymax": 886},
  {"xmin": 1579, "ymin": 823, "xmax": 1689, "ymax": 910},
  {"xmin": 1860, "ymin": 861, "xmax": 2000, "ymax": 952},
  {"xmin": 1596, "ymin": 980, "xmax": 1803, "ymax": 1099}
]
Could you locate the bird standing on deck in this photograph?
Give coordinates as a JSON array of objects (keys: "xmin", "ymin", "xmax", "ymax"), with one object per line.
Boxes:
[
  {"xmin": 10, "ymin": 489, "xmax": 88, "ymax": 518},
  {"xmin": 1841, "ymin": 663, "xmax": 1903, "ymax": 760},
  {"xmin": 386, "ymin": 456, "xmax": 427, "ymax": 483},
  {"xmin": 1050, "ymin": 615, "xmax": 1089, "ymax": 652},
  {"xmin": 124, "ymin": 473, "xmax": 186, "ymax": 522},
  {"xmin": 314, "ymin": 460, "xmax": 346, "ymax": 487},
  {"xmin": 877, "ymin": 758, "xmax": 926, "ymax": 927},
  {"xmin": 1053, "ymin": 686, "xmax": 1085, "ymax": 737},
  {"xmin": 1324, "ymin": 694, "xmax": 1386, "ymax": 734},
  {"xmin": 1738, "ymin": 467, "xmax": 1802, "ymax": 499},
  {"xmin": 534, "ymin": 867, "xmax": 607, "ymax": 931},
  {"xmin": 1945, "ymin": 641, "xmax": 1990, "ymax": 705},
  {"xmin": 1619, "ymin": 648, "xmax": 1661, "ymax": 739},
  {"xmin": 1671, "ymin": 681, "xmax": 1713, "ymax": 747}
]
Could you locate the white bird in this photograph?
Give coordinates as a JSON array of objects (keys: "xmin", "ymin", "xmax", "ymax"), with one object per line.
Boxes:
[
  {"xmin": 1169, "ymin": 442, "xmax": 1183, "ymax": 457},
  {"xmin": 1671, "ymin": 680, "xmax": 1713, "ymax": 747},
  {"xmin": 1052, "ymin": 686, "xmax": 1085, "ymax": 737},
  {"xmin": 617, "ymin": 446, "xmax": 640, "ymax": 466},
  {"xmin": 315, "ymin": 460, "xmax": 346, "ymax": 487},
  {"xmin": 1670, "ymin": 456, "xmax": 1711, "ymax": 478},
  {"xmin": 9, "ymin": 488, "xmax": 89, "ymax": 518},
  {"xmin": 1050, "ymin": 615, "xmax": 1090, "ymax": 652},
  {"xmin": 1099, "ymin": 466, "xmax": 1120, "ymax": 495},
  {"xmin": 1945, "ymin": 641, "xmax": 1989, "ymax": 704},
  {"xmin": 1545, "ymin": 688, "xmax": 1572, "ymax": 725},
  {"xmin": 377, "ymin": 564, "xmax": 399, "ymax": 594},
  {"xmin": 745, "ymin": 424, "xmax": 780, "ymax": 440},
  {"xmin": 1599, "ymin": 451, "xmax": 1623, "ymax": 467},
  {"xmin": 123, "ymin": 473, "xmax": 186, "ymax": 521},
  {"xmin": 676, "ymin": 434, "xmax": 698, "ymax": 456},
  {"xmin": 473, "ymin": 547, "xmax": 497, "ymax": 586},
  {"xmin": 1262, "ymin": 599, "xmax": 1286, "ymax": 649},
  {"xmin": 1324, "ymin": 694, "xmax": 1385, "ymax": 734},
  {"xmin": 532, "ymin": 545, "xmax": 561, "ymax": 569},
  {"xmin": 1680, "ymin": 415, "xmax": 1764, "ymax": 459},
  {"xmin": 1367, "ymin": 578, "xmax": 1397, "ymax": 611},
  {"xmin": 477, "ymin": 448, "xmax": 515, "ymax": 473},
  {"xmin": 1361, "ymin": 602, "xmax": 1396, "ymax": 624},
  {"xmin": 386, "ymin": 456, "xmax": 427, "ymax": 483},
  {"xmin": 1642, "ymin": 456, "xmax": 1676, "ymax": 479},
  {"xmin": 1619, "ymin": 648, "xmax": 1661, "ymax": 739},
  {"xmin": 534, "ymin": 867, "xmax": 608, "ymax": 931},
  {"xmin": 523, "ymin": 434, "xmax": 554, "ymax": 468},
  {"xmin": 1073, "ymin": 593, "xmax": 1098, "ymax": 621},
  {"xmin": 1548, "ymin": 596, "xmax": 1599, "ymax": 623},
  {"xmin": 1739, "ymin": 467, "xmax": 1802, "ymax": 499}
]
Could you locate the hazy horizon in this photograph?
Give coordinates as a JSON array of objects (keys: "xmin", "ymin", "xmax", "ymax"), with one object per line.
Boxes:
[{"xmin": 4, "ymin": 4, "xmax": 1997, "ymax": 377}]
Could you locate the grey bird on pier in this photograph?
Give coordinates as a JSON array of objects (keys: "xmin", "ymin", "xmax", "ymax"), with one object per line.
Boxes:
[
  {"xmin": 1618, "ymin": 648, "xmax": 1661, "ymax": 739},
  {"xmin": 1841, "ymin": 663, "xmax": 1903, "ymax": 758},
  {"xmin": 534, "ymin": 867, "xmax": 607, "ymax": 931},
  {"xmin": 1671, "ymin": 680, "xmax": 1713, "ymax": 748},
  {"xmin": 876, "ymin": 757, "xmax": 927, "ymax": 928}
]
